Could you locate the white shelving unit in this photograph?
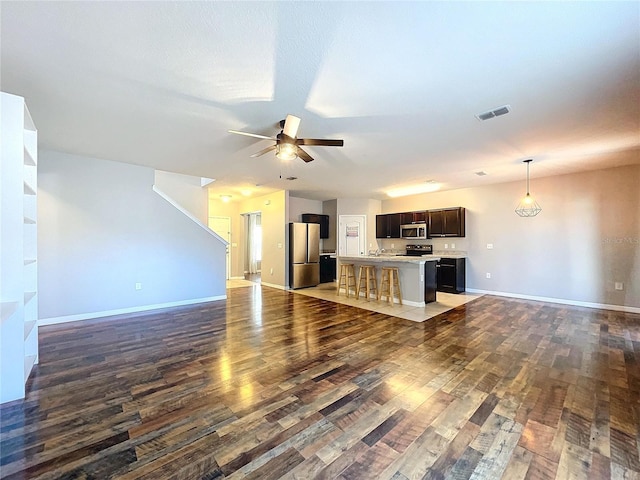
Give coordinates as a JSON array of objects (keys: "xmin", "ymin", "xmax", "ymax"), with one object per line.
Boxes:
[{"xmin": 1, "ymin": 92, "xmax": 38, "ymax": 404}]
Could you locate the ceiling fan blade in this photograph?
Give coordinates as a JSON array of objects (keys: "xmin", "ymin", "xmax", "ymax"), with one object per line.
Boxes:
[
  {"xmin": 297, "ymin": 138, "xmax": 344, "ymax": 147},
  {"xmin": 282, "ymin": 114, "xmax": 301, "ymax": 138},
  {"xmin": 297, "ymin": 147, "xmax": 314, "ymax": 163},
  {"xmin": 228, "ymin": 130, "xmax": 275, "ymax": 140},
  {"xmin": 250, "ymin": 145, "xmax": 277, "ymax": 157}
]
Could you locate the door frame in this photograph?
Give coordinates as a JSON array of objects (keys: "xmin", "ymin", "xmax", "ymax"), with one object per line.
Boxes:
[{"xmin": 338, "ymin": 215, "xmax": 367, "ymax": 257}]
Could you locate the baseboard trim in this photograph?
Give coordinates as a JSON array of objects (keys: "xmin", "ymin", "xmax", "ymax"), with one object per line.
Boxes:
[
  {"xmin": 38, "ymin": 295, "xmax": 227, "ymax": 326},
  {"xmin": 466, "ymin": 289, "xmax": 640, "ymax": 314}
]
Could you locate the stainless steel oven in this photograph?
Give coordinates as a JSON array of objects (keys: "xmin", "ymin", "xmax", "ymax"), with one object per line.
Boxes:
[
  {"xmin": 405, "ymin": 244, "xmax": 433, "ymax": 256},
  {"xmin": 400, "ymin": 223, "xmax": 427, "ymax": 239}
]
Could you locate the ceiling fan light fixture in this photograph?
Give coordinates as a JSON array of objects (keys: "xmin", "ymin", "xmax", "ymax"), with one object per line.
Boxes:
[
  {"xmin": 276, "ymin": 142, "xmax": 297, "ymax": 161},
  {"xmin": 515, "ymin": 159, "xmax": 542, "ymax": 217}
]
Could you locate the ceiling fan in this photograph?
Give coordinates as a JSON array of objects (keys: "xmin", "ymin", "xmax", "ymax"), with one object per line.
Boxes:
[{"xmin": 228, "ymin": 115, "xmax": 344, "ymax": 163}]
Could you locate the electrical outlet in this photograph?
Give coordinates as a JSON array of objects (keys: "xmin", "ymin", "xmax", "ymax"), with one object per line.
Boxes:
[
  {"xmin": 277, "ymin": 243, "xmax": 282, "ymax": 249},
  {"xmin": 487, "ymin": 243, "xmax": 494, "ymax": 249},
  {"xmin": 615, "ymin": 282, "xmax": 623, "ymax": 291},
  {"xmin": 135, "ymin": 283, "xmax": 142, "ymax": 290},
  {"xmin": 444, "ymin": 243, "xmax": 449, "ymax": 249},
  {"xmin": 451, "ymin": 243, "xmax": 455, "ymax": 249},
  {"xmin": 486, "ymin": 273, "xmax": 491, "ymax": 279},
  {"xmin": 391, "ymin": 243, "xmax": 395, "ymax": 249},
  {"xmin": 270, "ymin": 268, "xmax": 274, "ymax": 275}
]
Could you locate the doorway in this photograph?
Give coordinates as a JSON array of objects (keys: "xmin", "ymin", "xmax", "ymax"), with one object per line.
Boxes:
[
  {"xmin": 245, "ymin": 212, "xmax": 262, "ymax": 282},
  {"xmin": 208, "ymin": 216, "xmax": 231, "ymax": 279},
  {"xmin": 338, "ymin": 215, "xmax": 367, "ymax": 256}
]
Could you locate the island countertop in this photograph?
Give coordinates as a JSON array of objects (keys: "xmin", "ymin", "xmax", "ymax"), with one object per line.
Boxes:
[
  {"xmin": 338, "ymin": 255, "xmax": 440, "ymax": 264},
  {"xmin": 337, "ymin": 255, "xmax": 438, "ymax": 306}
]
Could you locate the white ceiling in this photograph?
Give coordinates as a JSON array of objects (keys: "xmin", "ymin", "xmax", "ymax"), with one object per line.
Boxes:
[{"xmin": 2, "ymin": 1, "xmax": 638, "ymax": 201}]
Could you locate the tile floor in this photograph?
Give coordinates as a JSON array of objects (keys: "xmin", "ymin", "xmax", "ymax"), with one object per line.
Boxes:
[{"xmin": 227, "ymin": 277, "xmax": 482, "ymax": 322}]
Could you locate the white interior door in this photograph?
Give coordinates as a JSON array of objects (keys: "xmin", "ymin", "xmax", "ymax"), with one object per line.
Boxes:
[
  {"xmin": 208, "ymin": 216, "xmax": 231, "ymax": 279},
  {"xmin": 338, "ymin": 215, "xmax": 366, "ymax": 256}
]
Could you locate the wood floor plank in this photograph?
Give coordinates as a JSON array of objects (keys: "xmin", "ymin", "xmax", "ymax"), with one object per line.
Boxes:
[{"xmin": 1, "ymin": 288, "xmax": 638, "ymax": 479}]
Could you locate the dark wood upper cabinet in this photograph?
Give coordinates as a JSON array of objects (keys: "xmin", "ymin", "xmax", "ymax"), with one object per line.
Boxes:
[
  {"xmin": 301, "ymin": 213, "xmax": 330, "ymax": 239},
  {"xmin": 428, "ymin": 207, "xmax": 465, "ymax": 237},
  {"xmin": 376, "ymin": 213, "xmax": 402, "ymax": 238},
  {"xmin": 376, "ymin": 214, "xmax": 388, "ymax": 238},
  {"xmin": 400, "ymin": 211, "xmax": 427, "ymax": 224}
]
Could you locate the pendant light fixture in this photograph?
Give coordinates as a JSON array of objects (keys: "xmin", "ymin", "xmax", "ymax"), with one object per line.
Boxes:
[{"xmin": 515, "ymin": 159, "xmax": 542, "ymax": 217}]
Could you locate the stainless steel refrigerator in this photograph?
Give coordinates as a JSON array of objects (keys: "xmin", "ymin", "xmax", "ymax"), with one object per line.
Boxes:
[{"xmin": 289, "ymin": 222, "xmax": 320, "ymax": 289}]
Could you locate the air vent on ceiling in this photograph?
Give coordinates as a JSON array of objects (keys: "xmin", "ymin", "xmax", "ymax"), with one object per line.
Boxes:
[
  {"xmin": 476, "ymin": 105, "xmax": 511, "ymax": 121},
  {"xmin": 475, "ymin": 171, "xmax": 488, "ymax": 176},
  {"xmin": 286, "ymin": 176, "xmax": 297, "ymax": 181}
]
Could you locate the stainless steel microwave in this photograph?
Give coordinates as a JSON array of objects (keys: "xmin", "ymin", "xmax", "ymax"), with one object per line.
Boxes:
[{"xmin": 400, "ymin": 223, "xmax": 427, "ymax": 239}]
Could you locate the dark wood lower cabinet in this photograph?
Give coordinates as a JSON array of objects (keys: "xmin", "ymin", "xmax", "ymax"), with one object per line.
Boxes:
[
  {"xmin": 437, "ymin": 257, "xmax": 466, "ymax": 293},
  {"xmin": 319, "ymin": 255, "xmax": 336, "ymax": 283}
]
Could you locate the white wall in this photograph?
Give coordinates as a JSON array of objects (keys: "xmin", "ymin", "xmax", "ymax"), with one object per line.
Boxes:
[
  {"xmin": 322, "ymin": 199, "xmax": 338, "ymax": 252},
  {"xmin": 289, "ymin": 196, "xmax": 322, "ymax": 222},
  {"xmin": 38, "ymin": 151, "xmax": 227, "ymax": 322},
  {"xmin": 380, "ymin": 164, "xmax": 640, "ymax": 310},
  {"xmin": 154, "ymin": 170, "xmax": 209, "ymax": 223}
]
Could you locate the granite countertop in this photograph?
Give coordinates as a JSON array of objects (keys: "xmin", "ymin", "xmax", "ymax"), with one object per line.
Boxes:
[
  {"xmin": 338, "ymin": 255, "xmax": 440, "ymax": 264},
  {"xmin": 433, "ymin": 250, "xmax": 467, "ymax": 258}
]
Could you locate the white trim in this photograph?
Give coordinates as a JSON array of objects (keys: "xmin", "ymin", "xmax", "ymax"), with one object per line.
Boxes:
[
  {"xmin": 153, "ymin": 185, "xmax": 228, "ymax": 245},
  {"xmin": 466, "ymin": 289, "xmax": 640, "ymax": 314},
  {"xmin": 38, "ymin": 296, "xmax": 227, "ymax": 326}
]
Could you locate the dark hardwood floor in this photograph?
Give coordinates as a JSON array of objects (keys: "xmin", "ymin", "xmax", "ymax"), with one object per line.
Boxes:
[{"xmin": 1, "ymin": 286, "xmax": 639, "ymax": 479}]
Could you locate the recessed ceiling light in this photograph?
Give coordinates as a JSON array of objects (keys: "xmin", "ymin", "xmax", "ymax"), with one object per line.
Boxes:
[
  {"xmin": 220, "ymin": 195, "xmax": 232, "ymax": 203},
  {"xmin": 387, "ymin": 182, "xmax": 441, "ymax": 198}
]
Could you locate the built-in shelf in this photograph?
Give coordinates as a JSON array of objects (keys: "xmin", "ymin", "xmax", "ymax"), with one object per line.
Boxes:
[
  {"xmin": 1, "ymin": 302, "xmax": 19, "ymax": 324},
  {"xmin": 24, "ymin": 145, "xmax": 37, "ymax": 166},
  {"xmin": 24, "ymin": 319, "xmax": 37, "ymax": 340},
  {"xmin": 24, "ymin": 291, "xmax": 36, "ymax": 305},
  {"xmin": 23, "ymin": 182, "xmax": 36, "ymax": 196},
  {"xmin": 24, "ymin": 355, "xmax": 37, "ymax": 381},
  {"xmin": 2, "ymin": 92, "xmax": 39, "ymax": 404}
]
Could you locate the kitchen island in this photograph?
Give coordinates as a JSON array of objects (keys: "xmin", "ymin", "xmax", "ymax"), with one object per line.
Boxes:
[{"xmin": 338, "ymin": 255, "xmax": 439, "ymax": 306}]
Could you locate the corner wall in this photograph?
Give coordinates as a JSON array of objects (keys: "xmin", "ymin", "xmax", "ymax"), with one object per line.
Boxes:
[
  {"xmin": 154, "ymin": 170, "xmax": 209, "ymax": 223},
  {"xmin": 208, "ymin": 190, "xmax": 288, "ymax": 287},
  {"xmin": 38, "ymin": 151, "xmax": 227, "ymax": 323}
]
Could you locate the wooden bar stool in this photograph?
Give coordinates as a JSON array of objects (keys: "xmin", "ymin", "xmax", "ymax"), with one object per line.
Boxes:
[
  {"xmin": 378, "ymin": 267, "xmax": 402, "ymax": 305},
  {"xmin": 337, "ymin": 263, "xmax": 357, "ymax": 297},
  {"xmin": 356, "ymin": 265, "xmax": 378, "ymax": 301}
]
